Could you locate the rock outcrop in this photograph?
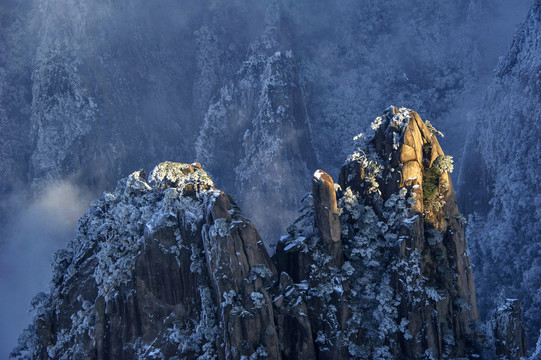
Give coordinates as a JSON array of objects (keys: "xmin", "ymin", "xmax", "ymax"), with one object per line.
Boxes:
[
  {"xmin": 312, "ymin": 170, "xmax": 342, "ymax": 266},
  {"xmin": 1, "ymin": 1, "xmax": 535, "ymax": 357},
  {"xmin": 13, "ymin": 108, "xmax": 486, "ymax": 360},
  {"xmin": 276, "ymin": 107, "xmax": 481, "ymax": 359},
  {"xmin": 493, "ymin": 299, "xmax": 527, "ymax": 360},
  {"xmin": 11, "ymin": 161, "xmax": 318, "ymax": 360}
]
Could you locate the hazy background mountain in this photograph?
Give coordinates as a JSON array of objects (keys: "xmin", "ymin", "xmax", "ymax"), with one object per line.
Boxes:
[
  {"xmin": 0, "ymin": 0, "xmax": 535, "ymax": 357},
  {"xmin": 459, "ymin": 0, "xmax": 541, "ymax": 345}
]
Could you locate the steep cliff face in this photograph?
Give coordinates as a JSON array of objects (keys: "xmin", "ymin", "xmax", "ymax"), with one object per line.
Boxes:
[
  {"xmin": 458, "ymin": 0, "xmax": 541, "ymax": 346},
  {"xmin": 0, "ymin": 0, "xmax": 528, "ymax": 235},
  {"xmin": 2, "ymin": 0, "xmax": 536, "ymax": 357},
  {"xmin": 13, "ymin": 108, "xmax": 484, "ymax": 359},
  {"xmin": 492, "ymin": 299, "xmax": 527, "ymax": 359},
  {"xmin": 195, "ymin": 3, "xmax": 317, "ymax": 245},
  {"xmin": 11, "ymin": 162, "xmax": 295, "ymax": 359},
  {"xmin": 275, "ymin": 107, "xmax": 480, "ymax": 358}
]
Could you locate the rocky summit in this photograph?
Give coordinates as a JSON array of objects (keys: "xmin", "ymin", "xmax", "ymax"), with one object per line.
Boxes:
[
  {"xmin": 13, "ymin": 108, "xmax": 523, "ymax": 359},
  {"xmin": 275, "ymin": 107, "xmax": 480, "ymax": 359}
]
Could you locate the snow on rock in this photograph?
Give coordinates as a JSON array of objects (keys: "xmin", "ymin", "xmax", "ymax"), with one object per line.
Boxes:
[
  {"xmin": 194, "ymin": 4, "xmax": 317, "ymax": 246},
  {"xmin": 492, "ymin": 299, "xmax": 527, "ymax": 359},
  {"xmin": 274, "ymin": 107, "xmax": 481, "ymax": 359},
  {"xmin": 10, "ymin": 162, "xmax": 287, "ymax": 360},
  {"xmin": 12, "ymin": 110, "xmax": 486, "ymax": 359}
]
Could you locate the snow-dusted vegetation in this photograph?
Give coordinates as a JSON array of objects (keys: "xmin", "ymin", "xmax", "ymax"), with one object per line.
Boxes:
[
  {"xmin": 1, "ymin": 0, "xmax": 540, "ymax": 358},
  {"xmin": 459, "ymin": 0, "xmax": 541, "ymax": 350},
  {"xmin": 275, "ymin": 108, "xmax": 481, "ymax": 358}
]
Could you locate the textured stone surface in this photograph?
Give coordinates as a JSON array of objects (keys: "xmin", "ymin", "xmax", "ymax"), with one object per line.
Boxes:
[
  {"xmin": 13, "ymin": 109, "xmax": 491, "ymax": 359},
  {"xmin": 494, "ymin": 299, "xmax": 527, "ymax": 360},
  {"xmin": 11, "ymin": 162, "xmax": 289, "ymax": 359},
  {"xmin": 276, "ymin": 107, "xmax": 482, "ymax": 359},
  {"xmin": 312, "ymin": 170, "xmax": 342, "ymax": 266}
]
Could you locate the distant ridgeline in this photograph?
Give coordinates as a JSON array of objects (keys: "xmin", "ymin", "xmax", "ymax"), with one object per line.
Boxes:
[{"xmin": 12, "ymin": 108, "xmax": 528, "ymax": 359}]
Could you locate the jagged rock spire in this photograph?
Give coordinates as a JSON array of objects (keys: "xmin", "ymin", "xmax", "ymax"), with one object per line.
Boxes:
[
  {"xmin": 11, "ymin": 162, "xmax": 292, "ymax": 359},
  {"xmin": 340, "ymin": 106, "xmax": 457, "ymax": 227},
  {"xmin": 493, "ymin": 299, "xmax": 527, "ymax": 360},
  {"xmin": 13, "ymin": 108, "xmax": 484, "ymax": 360},
  {"xmin": 312, "ymin": 170, "xmax": 342, "ymax": 266},
  {"xmin": 277, "ymin": 107, "xmax": 481, "ymax": 359}
]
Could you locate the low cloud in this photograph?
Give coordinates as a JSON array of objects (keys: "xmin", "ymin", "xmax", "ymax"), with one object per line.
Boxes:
[{"xmin": 0, "ymin": 180, "xmax": 93, "ymax": 358}]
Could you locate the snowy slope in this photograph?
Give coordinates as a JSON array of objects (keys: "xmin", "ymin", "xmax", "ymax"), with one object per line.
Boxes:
[{"xmin": 459, "ymin": 0, "xmax": 541, "ymax": 348}]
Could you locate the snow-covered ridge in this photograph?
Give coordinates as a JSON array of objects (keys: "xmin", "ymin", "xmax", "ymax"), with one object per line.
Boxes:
[
  {"xmin": 10, "ymin": 106, "xmax": 529, "ymax": 358},
  {"xmin": 11, "ymin": 161, "xmax": 282, "ymax": 359}
]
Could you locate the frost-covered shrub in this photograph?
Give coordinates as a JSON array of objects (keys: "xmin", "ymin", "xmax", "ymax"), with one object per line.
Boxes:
[
  {"xmin": 425, "ymin": 120, "xmax": 443, "ymax": 138},
  {"xmin": 210, "ymin": 218, "xmax": 230, "ymax": 238},
  {"xmin": 345, "ymin": 153, "xmax": 384, "ymax": 195},
  {"xmin": 165, "ymin": 285, "xmax": 219, "ymax": 358},
  {"xmin": 432, "ymin": 155, "xmax": 454, "ymax": 175},
  {"xmin": 10, "ymin": 324, "xmax": 40, "ymax": 360},
  {"xmin": 46, "ymin": 296, "xmax": 96, "ymax": 359},
  {"xmin": 241, "ymin": 345, "xmax": 268, "ymax": 360},
  {"xmin": 337, "ymin": 184, "xmax": 421, "ymax": 356},
  {"xmin": 250, "ymin": 292, "xmax": 265, "ymax": 308},
  {"xmin": 422, "ymin": 168, "xmax": 440, "ymax": 201},
  {"xmin": 248, "ymin": 264, "xmax": 274, "ymax": 282},
  {"xmin": 190, "ymin": 243, "xmax": 205, "ymax": 274},
  {"xmin": 422, "ymin": 154, "xmax": 453, "ymax": 222},
  {"xmin": 426, "ymin": 228, "xmax": 443, "ymax": 246},
  {"xmin": 338, "ymin": 187, "xmax": 361, "ymax": 220},
  {"xmin": 390, "ymin": 107, "xmax": 411, "ymax": 131},
  {"xmin": 425, "ymin": 287, "xmax": 445, "ymax": 302},
  {"xmin": 11, "ymin": 293, "xmax": 52, "ymax": 359},
  {"xmin": 50, "ymin": 249, "xmax": 73, "ymax": 285}
]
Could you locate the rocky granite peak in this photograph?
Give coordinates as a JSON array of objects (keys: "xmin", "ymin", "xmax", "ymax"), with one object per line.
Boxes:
[
  {"xmin": 11, "ymin": 162, "xmax": 286, "ymax": 359},
  {"xmin": 276, "ymin": 107, "xmax": 481, "ymax": 358},
  {"xmin": 339, "ymin": 106, "xmax": 457, "ymax": 228},
  {"xmin": 13, "ymin": 109, "xmax": 490, "ymax": 359},
  {"xmin": 312, "ymin": 170, "xmax": 342, "ymax": 267}
]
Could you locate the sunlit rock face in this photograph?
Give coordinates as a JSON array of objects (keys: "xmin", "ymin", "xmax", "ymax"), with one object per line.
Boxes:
[
  {"xmin": 13, "ymin": 109, "xmax": 486, "ymax": 360},
  {"xmin": 275, "ymin": 107, "xmax": 481, "ymax": 359}
]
